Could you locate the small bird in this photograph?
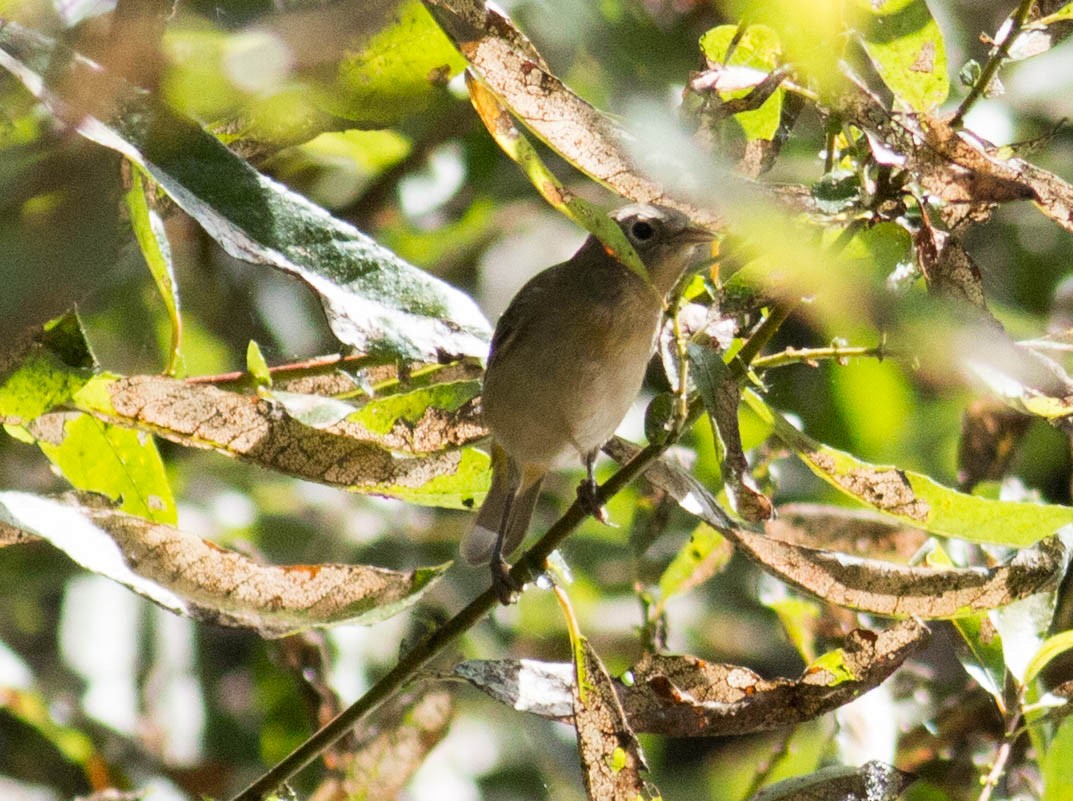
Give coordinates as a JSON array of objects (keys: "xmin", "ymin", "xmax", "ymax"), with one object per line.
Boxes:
[{"xmin": 463, "ymin": 204, "xmax": 713, "ymax": 601}]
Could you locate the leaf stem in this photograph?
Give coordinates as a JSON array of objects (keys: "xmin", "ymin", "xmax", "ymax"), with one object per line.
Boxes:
[{"xmin": 951, "ymin": 0, "xmax": 1037, "ymax": 127}]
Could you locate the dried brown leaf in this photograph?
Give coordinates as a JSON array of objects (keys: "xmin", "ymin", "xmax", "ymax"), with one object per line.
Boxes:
[
  {"xmin": 322, "ymin": 687, "xmax": 453, "ymax": 801},
  {"xmin": 913, "ymin": 223, "xmax": 989, "ymax": 311},
  {"xmin": 86, "ymin": 375, "xmax": 483, "ymax": 500},
  {"xmin": 620, "ymin": 620, "xmax": 928, "ymax": 736},
  {"xmin": 957, "ymin": 399, "xmax": 1031, "ymax": 491},
  {"xmin": 574, "ymin": 639, "xmax": 656, "ymax": 801},
  {"xmin": 605, "ymin": 438, "xmax": 1072, "ymax": 618},
  {"xmin": 0, "ymin": 492, "xmax": 445, "ymax": 637},
  {"xmin": 455, "ymin": 622, "xmax": 927, "ymax": 738},
  {"xmin": 765, "ymin": 503, "xmax": 929, "ymax": 562},
  {"xmin": 425, "ymin": 0, "xmax": 717, "ymax": 227},
  {"xmin": 453, "ymin": 658, "xmax": 576, "ymax": 721},
  {"xmin": 840, "ymin": 89, "xmax": 1035, "ymax": 227}
]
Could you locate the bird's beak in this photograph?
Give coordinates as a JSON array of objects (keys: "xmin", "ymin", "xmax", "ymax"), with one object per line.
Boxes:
[{"xmin": 679, "ymin": 223, "xmax": 717, "ymax": 245}]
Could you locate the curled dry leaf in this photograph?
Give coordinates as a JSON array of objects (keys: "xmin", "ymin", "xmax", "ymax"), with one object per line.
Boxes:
[
  {"xmin": 453, "ymin": 658, "xmax": 576, "ymax": 720},
  {"xmin": 331, "ymin": 686, "xmax": 453, "ymax": 801},
  {"xmin": 956, "ymin": 399, "xmax": 1031, "ymax": 491},
  {"xmin": 913, "ymin": 222, "xmax": 990, "ymax": 312},
  {"xmin": 605, "ymin": 438, "xmax": 1073, "ymax": 618},
  {"xmin": 78, "ymin": 375, "xmax": 487, "ymax": 508},
  {"xmin": 620, "ymin": 619, "xmax": 928, "ymax": 737},
  {"xmin": 425, "ymin": 0, "xmax": 716, "ymax": 227},
  {"xmin": 0, "ymin": 492, "xmax": 446, "ymax": 638},
  {"xmin": 750, "ymin": 760, "xmax": 915, "ymax": 801},
  {"xmin": 742, "ymin": 390, "xmax": 1073, "ymax": 547},
  {"xmin": 839, "ymin": 84, "xmax": 1073, "ymax": 235},
  {"xmin": 454, "ymin": 620, "xmax": 927, "ymax": 738},
  {"xmin": 573, "ymin": 639, "xmax": 657, "ymax": 801},
  {"xmin": 765, "ymin": 503, "xmax": 929, "ymax": 562}
]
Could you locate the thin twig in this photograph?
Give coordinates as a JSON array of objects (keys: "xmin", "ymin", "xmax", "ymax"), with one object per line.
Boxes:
[
  {"xmin": 978, "ymin": 700, "xmax": 1024, "ymax": 801},
  {"xmin": 952, "ymin": 0, "xmax": 1038, "ymax": 127},
  {"xmin": 751, "ymin": 343, "xmax": 888, "ymax": 370}
]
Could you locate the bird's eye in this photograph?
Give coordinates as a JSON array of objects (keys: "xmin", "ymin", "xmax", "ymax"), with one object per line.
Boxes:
[{"xmin": 630, "ymin": 220, "xmax": 655, "ymax": 241}]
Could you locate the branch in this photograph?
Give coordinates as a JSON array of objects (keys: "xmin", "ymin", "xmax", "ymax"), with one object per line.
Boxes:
[
  {"xmin": 952, "ymin": 0, "xmax": 1038, "ymax": 127},
  {"xmin": 228, "ymin": 439, "xmax": 668, "ymax": 801}
]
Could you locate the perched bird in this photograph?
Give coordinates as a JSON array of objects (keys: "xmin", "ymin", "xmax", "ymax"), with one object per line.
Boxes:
[{"xmin": 463, "ymin": 204, "xmax": 713, "ymax": 600}]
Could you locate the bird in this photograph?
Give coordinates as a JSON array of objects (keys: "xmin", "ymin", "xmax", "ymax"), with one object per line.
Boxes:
[{"xmin": 463, "ymin": 203, "xmax": 713, "ymax": 601}]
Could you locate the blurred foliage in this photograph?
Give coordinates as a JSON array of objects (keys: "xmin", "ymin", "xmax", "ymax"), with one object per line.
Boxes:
[{"xmin": 1, "ymin": 1, "xmax": 1073, "ymax": 801}]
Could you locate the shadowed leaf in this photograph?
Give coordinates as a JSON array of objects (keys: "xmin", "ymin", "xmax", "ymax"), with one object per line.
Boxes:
[{"xmin": 0, "ymin": 22, "xmax": 491, "ymax": 363}]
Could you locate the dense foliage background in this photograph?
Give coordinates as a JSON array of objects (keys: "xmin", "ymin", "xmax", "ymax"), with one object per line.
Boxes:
[{"xmin": 3, "ymin": 1, "xmax": 1073, "ymax": 800}]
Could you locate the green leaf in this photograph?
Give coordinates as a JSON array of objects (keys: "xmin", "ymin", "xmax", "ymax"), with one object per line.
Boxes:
[
  {"xmin": 767, "ymin": 596, "xmax": 822, "ymax": 664},
  {"xmin": 246, "ymin": 340, "xmax": 272, "ymax": 388},
  {"xmin": 0, "ymin": 312, "xmax": 96, "ymax": 425},
  {"xmin": 687, "ymin": 343, "xmax": 772, "ymax": 521},
  {"xmin": 125, "ymin": 165, "xmax": 183, "ymax": 376},
  {"xmin": 854, "ymin": 0, "xmax": 949, "ymax": 112},
  {"xmin": 744, "ymin": 390, "xmax": 1073, "ymax": 546},
  {"xmin": 351, "ymin": 380, "xmax": 480, "ymax": 435},
  {"xmin": 466, "ymin": 76, "xmax": 649, "ymax": 282},
  {"xmin": 1040, "ymin": 3, "xmax": 1073, "ymax": 25},
  {"xmin": 0, "ymin": 349, "xmax": 90, "ymax": 424},
  {"xmin": 0, "ymin": 22, "xmax": 491, "ymax": 363},
  {"xmin": 390, "ymin": 446, "xmax": 490, "ymax": 508},
  {"xmin": 931, "ymin": 541, "xmax": 1007, "ymax": 701},
  {"xmin": 657, "ymin": 522, "xmax": 733, "ymax": 605},
  {"xmin": 1043, "ymin": 717, "xmax": 1073, "ymax": 801},
  {"xmin": 34, "ymin": 413, "xmax": 176, "ymax": 524},
  {"xmin": 1024, "ymin": 629, "xmax": 1073, "ymax": 686},
  {"xmin": 698, "ymin": 24, "xmax": 784, "ymax": 140},
  {"xmin": 807, "ymin": 648, "xmax": 857, "ymax": 685},
  {"xmin": 992, "ymin": 592, "xmax": 1059, "ymax": 685},
  {"xmin": 326, "ymin": 0, "xmax": 466, "ymax": 125}
]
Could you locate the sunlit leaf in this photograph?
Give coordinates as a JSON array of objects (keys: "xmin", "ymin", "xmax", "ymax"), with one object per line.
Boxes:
[
  {"xmin": 1024, "ymin": 629, "xmax": 1073, "ymax": 686},
  {"xmin": 465, "ymin": 75, "xmax": 649, "ymax": 280},
  {"xmin": 74, "ymin": 374, "xmax": 489, "ymax": 509},
  {"xmin": 327, "ymin": 0, "xmax": 465, "ymax": 125},
  {"xmin": 854, "ymin": 0, "xmax": 949, "ymax": 112},
  {"xmin": 428, "ymin": 0, "xmax": 715, "ymax": 226},
  {"xmin": 657, "ymin": 521, "xmax": 733, "ymax": 607},
  {"xmin": 744, "ymin": 390, "xmax": 1073, "ymax": 546},
  {"xmin": 1043, "ymin": 717, "xmax": 1073, "ymax": 801},
  {"xmin": 125, "ymin": 165, "xmax": 183, "ymax": 376},
  {"xmin": 29, "ymin": 412, "xmax": 176, "ymax": 524},
  {"xmin": 608, "ymin": 438, "xmax": 1073, "ymax": 618},
  {"xmin": 698, "ymin": 24, "xmax": 784, "ymax": 140}
]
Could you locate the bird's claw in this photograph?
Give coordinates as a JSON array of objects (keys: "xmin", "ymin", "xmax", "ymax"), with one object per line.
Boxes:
[
  {"xmin": 577, "ymin": 477, "xmax": 608, "ymax": 524},
  {"xmin": 491, "ymin": 556, "xmax": 520, "ymax": 604}
]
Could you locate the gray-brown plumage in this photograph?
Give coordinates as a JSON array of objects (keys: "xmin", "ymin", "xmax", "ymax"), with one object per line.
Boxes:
[{"xmin": 464, "ymin": 204, "xmax": 712, "ymax": 600}]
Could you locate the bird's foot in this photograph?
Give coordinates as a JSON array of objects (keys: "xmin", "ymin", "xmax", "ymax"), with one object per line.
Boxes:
[
  {"xmin": 577, "ymin": 477, "xmax": 608, "ymax": 524},
  {"xmin": 490, "ymin": 556, "xmax": 521, "ymax": 604}
]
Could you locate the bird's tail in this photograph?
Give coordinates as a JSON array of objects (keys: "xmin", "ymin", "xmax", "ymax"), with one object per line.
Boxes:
[{"xmin": 462, "ymin": 444, "xmax": 545, "ymax": 564}]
